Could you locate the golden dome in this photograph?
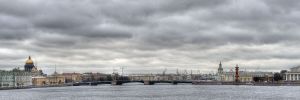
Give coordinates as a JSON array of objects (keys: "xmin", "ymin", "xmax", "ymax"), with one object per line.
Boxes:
[{"xmin": 25, "ymin": 56, "xmax": 34, "ymax": 64}]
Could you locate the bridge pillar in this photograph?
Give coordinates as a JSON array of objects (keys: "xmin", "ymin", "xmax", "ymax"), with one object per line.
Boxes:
[
  {"xmin": 90, "ymin": 82, "xmax": 98, "ymax": 86},
  {"xmin": 144, "ymin": 81, "xmax": 154, "ymax": 85},
  {"xmin": 111, "ymin": 81, "xmax": 123, "ymax": 85},
  {"xmin": 172, "ymin": 81, "xmax": 178, "ymax": 85}
]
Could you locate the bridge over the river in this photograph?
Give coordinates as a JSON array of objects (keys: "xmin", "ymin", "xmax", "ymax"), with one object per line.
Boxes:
[{"xmin": 73, "ymin": 80, "xmax": 193, "ymax": 86}]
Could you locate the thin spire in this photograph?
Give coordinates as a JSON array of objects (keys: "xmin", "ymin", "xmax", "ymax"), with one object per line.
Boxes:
[
  {"xmin": 219, "ymin": 61, "xmax": 222, "ymax": 68},
  {"xmin": 54, "ymin": 64, "xmax": 57, "ymax": 74}
]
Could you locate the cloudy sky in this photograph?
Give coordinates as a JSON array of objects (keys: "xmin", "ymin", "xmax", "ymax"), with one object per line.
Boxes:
[{"xmin": 1, "ymin": 0, "xmax": 300, "ymax": 74}]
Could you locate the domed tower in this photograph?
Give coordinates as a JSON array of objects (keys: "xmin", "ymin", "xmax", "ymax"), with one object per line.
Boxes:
[{"xmin": 24, "ymin": 56, "xmax": 35, "ymax": 72}]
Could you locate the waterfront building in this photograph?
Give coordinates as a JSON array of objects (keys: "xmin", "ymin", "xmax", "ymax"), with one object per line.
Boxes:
[
  {"xmin": 32, "ymin": 76, "xmax": 65, "ymax": 86},
  {"xmin": 128, "ymin": 73, "xmax": 197, "ymax": 81},
  {"xmin": 32, "ymin": 77, "xmax": 48, "ymax": 86},
  {"xmin": 283, "ymin": 66, "xmax": 300, "ymax": 81},
  {"xmin": 129, "ymin": 74, "xmax": 156, "ymax": 81},
  {"xmin": 32, "ymin": 70, "xmax": 65, "ymax": 86},
  {"xmin": 62, "ymin": 73, "xmax": 82, "ymax": 83},
  {"xmin": 47, "ymin": 76, "xmax": 65, "ymax": 85},
  {"xmin": 156, "ymin": 74, "xmax": 188, "ymax": 81},
  {"xmin": 200, "ymin": 73, "xmax": 217, "ymax": 80},
  {"xmin": 172, "ymin": 74, "xmax": 186, "ymax": 81},
  {"xmin": 81, "ymin": 72, "xmax": 110, "ymax": 82},
  {"xmin": 222, "ymin": 71, "xmax": 273, "ymax": 82},
  {"xmin": 216, "ymin": 63, "xmax": 273, "ymax": 82},
  {"xmin": 0, "ymin": 68, "xmax": 32, "ymax": 88}
]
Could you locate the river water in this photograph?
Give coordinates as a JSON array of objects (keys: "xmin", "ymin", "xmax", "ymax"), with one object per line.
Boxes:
[{"xmin": 0, "ymin": 84, "xmax": 298, "ymax": 100}]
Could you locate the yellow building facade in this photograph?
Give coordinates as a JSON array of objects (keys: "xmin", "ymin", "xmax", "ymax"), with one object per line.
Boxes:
[
  {"xmin": 62, "ymin": 73, "xmax": 82, "ymax": 83},
  {"xmin": 32, "ymin": 75, "xmax": 65, "ymax": 86}
]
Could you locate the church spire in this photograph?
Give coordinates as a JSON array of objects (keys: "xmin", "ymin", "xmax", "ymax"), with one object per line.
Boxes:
[{"xmin": 218, "ymin": 61, "xmax": 223, "ymax": 74}]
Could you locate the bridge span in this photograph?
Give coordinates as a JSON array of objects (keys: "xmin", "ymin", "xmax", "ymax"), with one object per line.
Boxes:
[{"xmin": 73, "ymin": 80, "xmax": 193, "ymax": 86}]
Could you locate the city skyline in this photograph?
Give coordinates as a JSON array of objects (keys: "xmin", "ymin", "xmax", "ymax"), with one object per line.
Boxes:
[
  {"xmin": 1, "ymin": 0, "xmax": 300, "ymax": 74},
  {"xmin": 0, "ymin": 56, "xmax": 284, "ymax": 75}
]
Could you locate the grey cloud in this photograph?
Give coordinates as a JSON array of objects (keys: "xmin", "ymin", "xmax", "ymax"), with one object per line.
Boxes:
[
  {"xmin": 1, "ymin": 0, "xmax": 300, "ymax": 74},
  {"xmin": 99, "ymin": 0, "xmax": 229, "ymax": 26}
]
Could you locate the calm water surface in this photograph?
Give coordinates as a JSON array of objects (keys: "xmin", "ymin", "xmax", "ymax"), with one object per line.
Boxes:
[{"xmin": 0, "ymin": 84, "xmax": 298, "ymax": 100}]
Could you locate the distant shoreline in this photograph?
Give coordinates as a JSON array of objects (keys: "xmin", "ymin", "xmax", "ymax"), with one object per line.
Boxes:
[
  {"xmin": 192, "ymin": 81, "xmax": 300, "ymax": 86},
  {"xmin": 0, "ymin": 84, "xmax": 71, "ymax": 90},
  {"xmin": 2, "ymin": 81, "xmax": 300, "ymax": 90}
]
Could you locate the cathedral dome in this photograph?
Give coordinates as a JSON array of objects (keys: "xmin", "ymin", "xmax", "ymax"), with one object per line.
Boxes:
[{"xmin": 25, "ymin": 56, "xmax": 34, "ymax": 64}]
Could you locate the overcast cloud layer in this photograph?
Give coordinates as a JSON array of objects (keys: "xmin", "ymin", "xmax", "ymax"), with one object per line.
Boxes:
[{"xmin": 1, "ymin": 0, "xmax": 300, "ymax": 74}]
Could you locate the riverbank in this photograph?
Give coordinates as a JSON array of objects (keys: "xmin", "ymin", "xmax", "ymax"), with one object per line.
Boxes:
[
  {"xmin": 0, "ymin": 84, "xmax": 73, "ymax": 90},
  {"xmin": 0, "ymin": 87, "xmax": 31, "ymax": 90},
  {"xmin": 2, "ymin": 81, "xmax": 300, "ymax": 90},
  {"xmin": 192, "ymin": 81, "xmax": 300, "ymax": 86}
]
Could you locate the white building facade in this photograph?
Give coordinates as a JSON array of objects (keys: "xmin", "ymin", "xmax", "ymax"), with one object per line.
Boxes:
[
  {"xmin": 284, "ymin": 66, "xmax": 300, "ymax": 81},
  {"xmin": 0, "ymin": 69, "xmax": 32, "ymax": 88}
]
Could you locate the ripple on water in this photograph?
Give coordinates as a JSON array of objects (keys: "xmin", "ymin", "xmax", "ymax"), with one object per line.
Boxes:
[{"xmin": 0, "ymin": 85, "xmax": 298, "ymax": 100}]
